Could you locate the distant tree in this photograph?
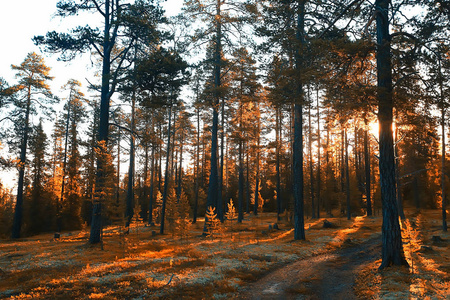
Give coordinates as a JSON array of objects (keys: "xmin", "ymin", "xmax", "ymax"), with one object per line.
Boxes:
[
  {"xmin": 26, "ymin": 122, "xmax": 55, "ymax": 235},
  {"xmin": 6, "ymin": 53, "xmax": 56, "ymax": 239},
  {"xmin": 184, "ymin": 0, "xmax": 254, "ymax": 231},
  {"xmin": 59, "ymin": 80, "xmax": 86, "ymax": 231},
  {"xmin": 0, "ymin": 182, "xmax": 14, "ymax": 238}
]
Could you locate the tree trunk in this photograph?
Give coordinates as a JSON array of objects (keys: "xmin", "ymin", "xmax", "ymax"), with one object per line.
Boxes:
[
  {"xmin": 204, "ymin": 0, "xmax": 221, "ymax": 233},
  {"xmin": 254, "ymin": 104, "xmax": 260, "ymax": 216},
  {"xmin": 149, "ymin": 137, "xmax": 155, "ymax": 226},
  {"xmin": 316, "ymin": 89, "xmax": 321, "ymax": 218},
  {"xmin": 126, "ymin": 90, "xmax": 136, "ymax": 227},
  {"xmin": 58, "ymin": 94, "xmax": 71, "ymax": 233},
  {"xmin": 345, "ymin": 129, "xmax": 351, "ymax": 220},
  {"xmin": 246, "ymin": 141, "xmax": 251, "ymax": 214},
  {"xmin": 11, "ymin": 86, "xmax": 32, "ymax": 239},
  {"xmin": 218, "ymin": 97, "xmax": 225, "ymax": 221},
  {"xmin": 440, "ymin": 58, "xmax": 448, "ymax": 232},
  {"xmin": 160, "ymin": 105, "xmax": 173, "ymax": 234},
  {"xmin": 308, "ymin": 102, "xmax": 316, "ymax": 219},
  {"xmin": 177, "ymin": 127, "xmax": 184, "ymax": 202},
  {"xmin": 276, "ymin": 106, "xmax": 283, "ymax": 221},
  {"xmin": 90, "ymin": 0, "xmax": 113, "ymax": 244},
  {"xmin": 293, "ymin": 1, "xmax": 306, "ymax": 240},
  {"xmin": 375, "ymin": 0, "xmax": 408, "ymax": 269},
  {"xmin": 238, "ymin": 139, "xmax": 244, "ymax": 223},
  {"xmin": 364, "ymin": 115, "xmax": 372, "ymax": 216},
  {"xmin": 394, "ymin": 126, "xmax": 405, "ymax": 220},
  {"xmin": 193, "ymin": 108, "xmax": 200, "ymax": 223}
]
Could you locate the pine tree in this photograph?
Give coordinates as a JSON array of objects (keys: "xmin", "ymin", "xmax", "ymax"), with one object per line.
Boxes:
[
  {"xmin": 26, "ymin": 122, "xmax": 55, "ymax": 235},
  {"xmin": 6, "ymin": 52, "xmax": 56, "ymax": 238},
  {"xmin": 176, "ymin": 192, "xmax": 191, "ymax": 240},
  {"xmin": 152, "ymin": 190, "xmax": 163, "ymax": 225},
  {"xmin": 165, "ymin": 188, "xmax": 179, "ymax": 237},
  {"xmin": 205, "ymin": 206, "xmax": 222, "ymax": 238}
]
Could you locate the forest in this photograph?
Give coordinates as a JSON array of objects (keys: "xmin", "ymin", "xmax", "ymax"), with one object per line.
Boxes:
[{"xmin": 0, "ymin": 0, "xmax": 449, "ymax": 299}]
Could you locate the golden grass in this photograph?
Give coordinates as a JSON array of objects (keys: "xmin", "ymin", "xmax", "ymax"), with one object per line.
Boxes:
[
  {"xmin": 354, "ymin": 209, "xmax": 450, "ymax": 300},
  {"xmin": 0, "ymin": 209, "xmax": 447, "ymax": 299}
]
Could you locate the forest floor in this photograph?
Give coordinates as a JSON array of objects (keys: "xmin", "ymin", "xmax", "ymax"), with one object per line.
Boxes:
[{"xmin": 0, "ymin": 209, "xmax": 448, "ymax": 299}]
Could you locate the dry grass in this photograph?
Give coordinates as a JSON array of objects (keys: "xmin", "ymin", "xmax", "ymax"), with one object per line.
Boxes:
[
  {"xmin": 0, "ymin": 210, "xmax": 448, "ymax": 299},
  {"xmin": 354, "ymin": 209, "xmax": 450, "ymax": 300}
]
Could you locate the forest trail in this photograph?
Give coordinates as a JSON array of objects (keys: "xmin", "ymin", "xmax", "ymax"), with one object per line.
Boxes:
[{"xmin": 240, "ymin": 234, "xmax": 382, "ymax": 300}]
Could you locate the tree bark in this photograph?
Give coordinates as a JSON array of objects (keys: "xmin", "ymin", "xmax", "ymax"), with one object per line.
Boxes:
[
  {"xmin": 126, "ymin": 89, "xmax": 136, "ymax": 227},
  {"xmin": 90, "ymin": 0, "xmax": 113, "ymax": 244},
  {"xmin": 439, "ymin": 58, "xmax": 448, "ymax": 232},
  {"xmin": 254, "ymin": 103, "xmax": 261, "ymax": 216},
  {"xmin": 375, "ymin": 0, "xmax": 408, "ymax": 269},
  {"xmin": 193, "ymin": 108, "xmax": 200, "ymax": 223},
  {"xmin": 11, "ymin": 86, "xmax": 32, "ymax": 239},
  {"xmin": 276, "ymin": 106, "xmax": 283, "ymax": 221},
  {"xmin": 308, "ymin": 102, "xmax": 316, "ymax": 218},
  {"xmin": 160, "ymin": 105, "xmax": 173, "ymax": 234},
  {"xmin": 293, "ymin": 1, "xmax": 306, "ymax": 240},
  {"xmin": 364, "ymin": 115, "xmax": 372, "ymax": 216},
  {"xmin": 345, "ymin": 129, "xmax": 351, "ymax": 220},
  {"xmin": 204, "ymin": 0, "xmax": 221, "ymax": 233},
  {"xmin": 316, "ymin": 89, "xmax": 321, "ymax": 218}
]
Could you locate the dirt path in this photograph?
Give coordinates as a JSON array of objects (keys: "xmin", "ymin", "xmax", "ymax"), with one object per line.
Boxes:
[{"xmin": 240, "ymin": 234, "xmax": 382, "ymax": 300}]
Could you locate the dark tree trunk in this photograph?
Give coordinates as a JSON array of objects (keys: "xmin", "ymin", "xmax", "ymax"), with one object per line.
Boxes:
[
  {"xmin": 276, "ymin": 107, "xmax": 283, "ymax": 221},
  {"xmin": 375, "ymin": 0, "xmax": 408, "ymax": 269},
  {"xmin": 218, "ymin": 97, "xmax": 225, "ymax": 221},
  {"xmin": 204, "ymin": 0, "xmax": 221, "ymax": 234},
  {"xmin": 238, "ymin": 139, "xmax": 244, "ymax": 223},
  {"xmin": 160, "ymin": 105, "xmax": 173, "ymax": 234},
  {"xmin": 439, "ymin": 59, "xmax": 448, "ymax": 232},
  {"xmin": 90, "ymin": 0, "xmax": 113, "ymax": 244},
  {"xmin": 293, "ymin": 2, "xmax": 306, "ymax": 240},
  {"xmin": 308, "ymin": 103, "xmax": 316, "ymax": 219},
  {"xmin": 177, "ymin": 128, "xmax": 184, "ymax": 203},
  {"xmin": 11, "ymin": 87, "xmax": 32, "ymax": 239},
  {"xmin": 345, "ymin": 129, "xmax": 351, "ymax": 220},
  {"xmin": 246, "ymin": 142, "xmax": 251, "ymax": 214},
  {"xmin": 325, "ymin": 121, "xmax": 331, "ymax": 215},
  {"xmin": 316, "ymin": 90, "xmax": 321, "ymax": 219},
  {"xmin": 58, "ymin": 95, "xmax": 71, "ymax": 233},
  {"xmin": 158, "ymin": 122, "xmax": 163, "ymax": 192},
  {"xmin": 394, "ymin": 127, "xmax": 405, "ymax": 220},
  {"xmin": 340, "ymin": 129, "xmax": 345, "ymax": 213},
  {"xmin": 364, "ymin": 115, "xmax": 372, "ymax": 216},
  {"xmin": 254, "ymin": 106, "xmax": 261, "ymax": 216},
  {"xmin": 193, "ymin": 108, "xmax": 200, "ymax": 223},
  {"xmin": 126, "ymin": 91, "xmax": 136, "ymax": 227}
]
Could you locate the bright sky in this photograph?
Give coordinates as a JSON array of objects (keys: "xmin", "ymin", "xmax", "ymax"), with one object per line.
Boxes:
[
  {"xmin": 0, "ymin": 0, "xmax": 183, "ymax": 190},
  {"xmin": 0, "ymin": 0, "xmax": 183, "ymax": 92}
]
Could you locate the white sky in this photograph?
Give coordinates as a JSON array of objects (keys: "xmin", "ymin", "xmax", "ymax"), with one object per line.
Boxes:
[{"xmin": 0, "ymin": 0, "xmax": 183, "ymax": 190}]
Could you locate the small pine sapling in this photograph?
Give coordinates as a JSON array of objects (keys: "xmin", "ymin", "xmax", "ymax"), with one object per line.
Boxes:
[
  {"xmin": 152, "ymin": 191, "xmax": 163, "ymax": 225},
  {"xmin": 205, "ymin": 206, "xmax": 222, "ymax": 238},
  {"xmin": 225, "ymin": 199, "xmax": 237, "ymax": 238},
  {"xmin": 177, "ymin": 192, "xmax": 191, "ymax": 241},
  {"xmin": 165, "ymin": 188, "xmax": 179, "ymax": 237},
  {"xmin": 132, "ymin": 201, "xmax": 144, "ymax": 238}
]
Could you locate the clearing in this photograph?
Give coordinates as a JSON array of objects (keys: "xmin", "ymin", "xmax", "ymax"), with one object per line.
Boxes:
[{"xmin": 0, "ymin": 209, "xmax": 448, "ymax": 299}]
